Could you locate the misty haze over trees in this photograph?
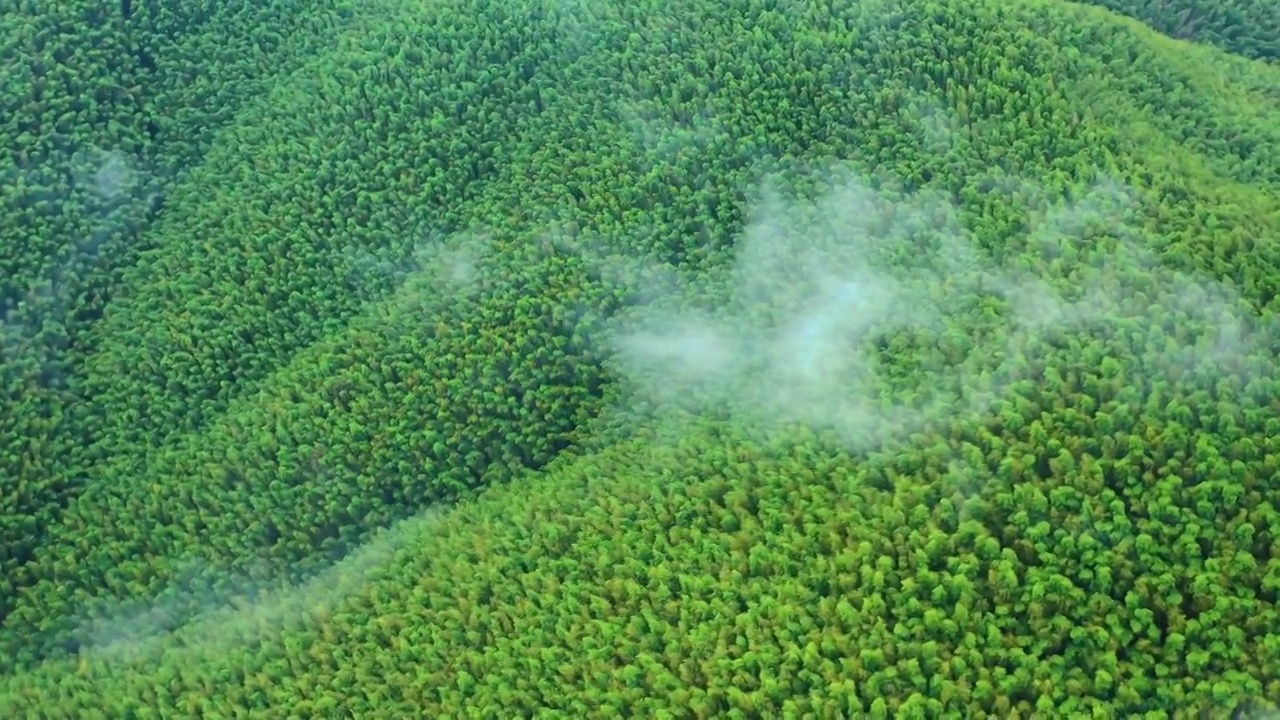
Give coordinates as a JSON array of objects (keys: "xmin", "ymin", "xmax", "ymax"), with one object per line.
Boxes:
[{"xmin": 1, "ymin": 0, "xmax": 1278, "ymax": 716}]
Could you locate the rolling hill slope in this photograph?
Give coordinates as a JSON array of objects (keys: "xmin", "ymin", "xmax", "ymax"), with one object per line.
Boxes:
[
  {"xmin": 1, "ymin": 0, "xmax": 1278, "ymax": 715},
  {"xmin": 0, "ymin": 0, "xmax": 371, "ymax": 638},
  {"xmin": 1078, "ymin": 0, "xmax": 1279, "ymax": 61}
]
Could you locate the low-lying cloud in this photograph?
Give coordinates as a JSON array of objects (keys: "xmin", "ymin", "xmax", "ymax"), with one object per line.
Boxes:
[{"xmin": 602, "ymin": 165, "xmax": 1274, "ymax": 450}]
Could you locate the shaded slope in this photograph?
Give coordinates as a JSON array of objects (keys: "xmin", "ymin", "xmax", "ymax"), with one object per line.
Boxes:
[
  {"xmin": 65, "ymin": 0, "xmax": 558, "ymax": 464},
  {"xmin": 0, "ymin": 0, "xmax": 596, "ymax": 666},
  {"xmin": 0, "ymin": 0, "xmax": 362, "ymax": 646},
  {"xmin": 0, "ymin": 0, "xmax": 358, "ymax": 313},
  {"xmin": 1078, "ymin": 0, "xmax": 1279, "ymax": 61},
  {"xmin": 1050, "ymin": 3, "xmax": 1280, "ymax": 189}
]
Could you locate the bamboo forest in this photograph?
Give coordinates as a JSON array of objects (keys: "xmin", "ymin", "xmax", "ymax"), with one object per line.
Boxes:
[{"xmin": 1, "ymin": 0, "xmax": 1278, "ymax": 716}]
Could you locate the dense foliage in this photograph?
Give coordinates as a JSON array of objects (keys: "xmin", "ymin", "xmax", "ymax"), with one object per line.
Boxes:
[
  {"xmin": 8, "ymin": 417, "xmax": 1280, "ymax": 717},
  {"xmin": 2, "ymin": 0, "xmax": 1278, "ymax": 715},
  {"xmin": 0, "ymin": 0, "xmax": 360, "ymax": 644},
  {"xmin": 1079, "ymin": 0, "xmax": 1280, "ymax": 61}
]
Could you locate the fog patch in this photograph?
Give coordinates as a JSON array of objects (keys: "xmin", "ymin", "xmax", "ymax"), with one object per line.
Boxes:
[
  {"xmin": 74, "ymin": 508, "xmax": 444, "ymax": 666},
  {"xmin": 604, "ymin": 165, "xmax": 1276, "ymax": 452},
  {"xmin": 1, "ymin": 147, "xmax": 162, "ymax": 369}
]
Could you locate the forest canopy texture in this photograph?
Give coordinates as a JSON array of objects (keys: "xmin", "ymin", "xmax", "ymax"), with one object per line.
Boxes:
[{"xmin": 1, "ymin": 0, "xmax": 1278, "ymax": 717}]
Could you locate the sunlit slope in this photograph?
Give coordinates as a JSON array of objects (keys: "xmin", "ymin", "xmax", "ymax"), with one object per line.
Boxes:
[
  {"xmin": 3, "ymin": 412, "xmax": 1276, "ymax": 717},
  {"xmin": 0, "ymin": 0, "xmax": 362, "ymax": 652},
  {"xmin": 2, "ymin": 0, "xmax": 1278, "ymax": 711},
  {"xmin": 1077, "ymin": 0, "xmax": 1279, "ymax": 61}
]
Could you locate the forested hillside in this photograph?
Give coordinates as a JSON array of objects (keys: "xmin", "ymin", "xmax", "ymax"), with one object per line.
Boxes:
[
  {"xmin": 0, "ymin": 0, "xmax": 365, "ymax": 644},
  {"xmin": 1079, "ymin": 0, "xmax": 1279, "ymax": 61},
  {"xmin": 1, "ymin": 0, "xmax": 1278, "ymax": 716}
]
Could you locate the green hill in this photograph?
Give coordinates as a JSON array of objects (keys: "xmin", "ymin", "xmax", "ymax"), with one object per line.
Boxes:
[
  {"xmin": 0, "ymin": 0, "xmax": 366, "ymax": 636},
  {"xmin": 1079, "ymin": 0, "xmax": 1280, "ymax": 61},
  {"xmin": 1, "ymin": 0, "xmax": 1278, "ymax": 715}
]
